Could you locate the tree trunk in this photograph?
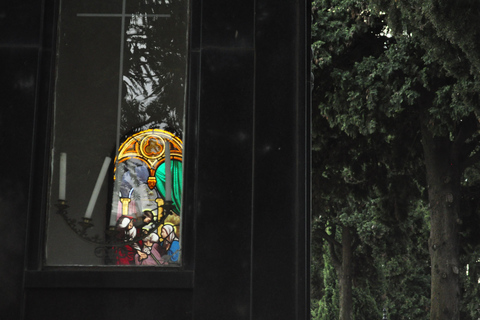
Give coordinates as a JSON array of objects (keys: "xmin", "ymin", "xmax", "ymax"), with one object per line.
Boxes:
[
  {"xmin": 421, "ymin": 126, "xmax": 461, "ymax": 320},
  {"xmin": 339, "ymin": 226, "xmax": 353, "ymax": 320}
]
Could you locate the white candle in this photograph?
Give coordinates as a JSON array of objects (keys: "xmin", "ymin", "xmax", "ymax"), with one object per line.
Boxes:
[
  {"xmin": 84, "ymin": 156, "xmax": 111, "ymax": 219},
  {"xmin": 59, "ymin": 153, "xmax": 67, "ymax": 201},
  {"xmin": 165, "ymin": 141, "xmax": 172, "ymax": 201}
]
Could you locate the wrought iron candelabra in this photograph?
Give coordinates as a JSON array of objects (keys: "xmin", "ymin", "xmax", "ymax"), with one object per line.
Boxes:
[{"xmin": 55, "ymin": 199, "xmax": 173, "ymax": 259}]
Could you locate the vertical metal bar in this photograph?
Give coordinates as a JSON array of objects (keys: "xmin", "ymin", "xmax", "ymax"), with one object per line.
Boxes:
[{"xmin": 115, "ymin": 0, "xmax": 127, "ymax": 156}]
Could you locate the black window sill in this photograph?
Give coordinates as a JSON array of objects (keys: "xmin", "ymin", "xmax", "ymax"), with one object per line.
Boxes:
[{"xmin": 24, "ymin": 269, "xmax": 194, "ymax": 289}]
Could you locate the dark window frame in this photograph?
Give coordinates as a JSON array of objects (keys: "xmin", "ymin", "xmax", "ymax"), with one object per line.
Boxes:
[{"xmin": 24, "ymin": 0, "xmax": 197, "ymax": 289}]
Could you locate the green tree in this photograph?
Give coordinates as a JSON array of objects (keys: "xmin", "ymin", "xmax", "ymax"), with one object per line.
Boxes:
[
  {"xmin": 373, "ymin": 0, "xmax": 480, "ymax": 80},
  {"xmin": 312, "ymin": 0, "xmax": 480, "ymax": 319},
  {"xmin": 312, "ymin": 1, "xmax": 426, "ymax": 318},
  {"xmin": 311, "ymin": 239, "xmax": 340, "ymax": 320},
  {"xmin": 311, "ymin": 118, "xmax": 394, "ymax": 320}
]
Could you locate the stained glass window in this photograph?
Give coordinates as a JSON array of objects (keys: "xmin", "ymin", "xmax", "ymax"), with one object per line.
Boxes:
[
  {"xmin": 111, "ymin": 129, "xmax": 183, "ymax": 265},
  {"xmin": 45, "ymin": 0, "xmax": 188, "ymax": 266}
]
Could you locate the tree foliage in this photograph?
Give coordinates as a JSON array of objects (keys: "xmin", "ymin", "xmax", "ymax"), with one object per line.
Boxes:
[
  {"xmin": 311, "ymin": 0, "xmax": 480, "ymax": 319},
  {"xmin": 373, "ymin": 0, "xmax": 480, "ymax": 79}
]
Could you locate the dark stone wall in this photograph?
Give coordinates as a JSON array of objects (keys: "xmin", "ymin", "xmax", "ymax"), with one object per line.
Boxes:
[{"xmin": 0, "ymin": 1, "xmax": 47, "ymax": 318}]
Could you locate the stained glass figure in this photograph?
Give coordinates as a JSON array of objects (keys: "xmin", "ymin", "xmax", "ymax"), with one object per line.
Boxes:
[{"xmin": 111, "ymin": 129, "xmax": 182, "ymax": 266}]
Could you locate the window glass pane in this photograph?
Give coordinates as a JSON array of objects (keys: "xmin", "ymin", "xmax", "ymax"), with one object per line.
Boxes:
[{"xmin": 45, "ymin": 0, "xmax": 188, "ymax": 266}]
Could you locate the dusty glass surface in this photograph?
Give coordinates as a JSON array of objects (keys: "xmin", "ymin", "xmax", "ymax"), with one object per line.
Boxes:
[{"xmin": 46, "ymin": 0, "xmax": 188, "ymax": 266}]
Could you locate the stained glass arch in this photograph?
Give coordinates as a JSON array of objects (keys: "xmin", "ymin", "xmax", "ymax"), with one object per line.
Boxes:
[{"xmin": 110, "ymin": 129, "xmax": 183, "ymax": 265}]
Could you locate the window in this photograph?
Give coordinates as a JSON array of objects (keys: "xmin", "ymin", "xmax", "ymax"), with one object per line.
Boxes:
[{"xmin": 45, "ymin": 0, "xmax": 188, "ymax": 266}]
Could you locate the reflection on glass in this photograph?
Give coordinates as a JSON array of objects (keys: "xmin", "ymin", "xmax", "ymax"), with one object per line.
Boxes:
[
  {"xmin": 121, "ymin": 1, "xmax": 186, "ymax": 138},
  {"xmin": 46, "ymin": 0, "xmax": 188, "ymax": 266}
]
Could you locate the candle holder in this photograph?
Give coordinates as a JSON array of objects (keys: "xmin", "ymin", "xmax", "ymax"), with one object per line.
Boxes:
[
  {"xmin": 55, "ymin": 199, "xmax": 110, "ymax": 244},
  {"xmin": 55, "ymin": 199, "xmax": 169, "ymax": 250},
  {"xmin": 78, "ymin": 217, "xmax": 94, "ymax": 233}
]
